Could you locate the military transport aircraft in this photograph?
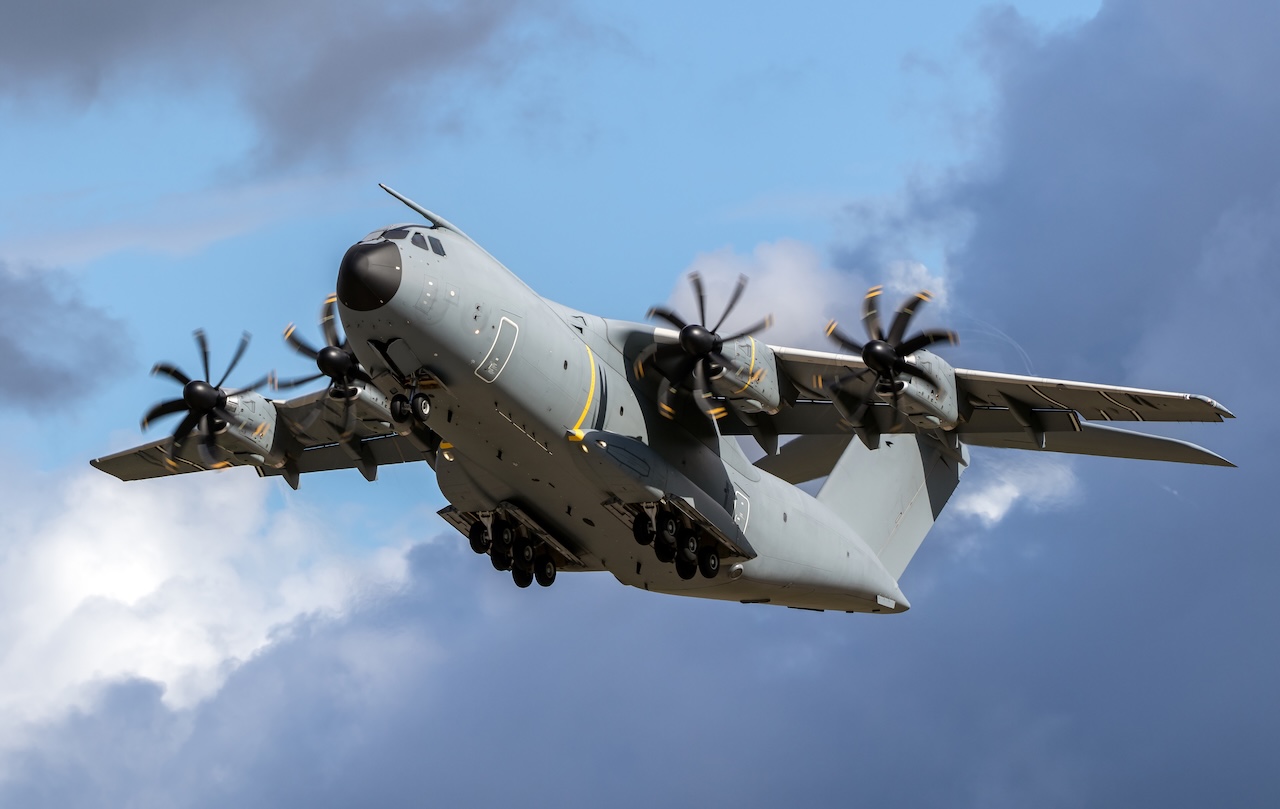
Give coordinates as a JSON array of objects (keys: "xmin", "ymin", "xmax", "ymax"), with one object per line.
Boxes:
[{"xmin": 91, "ymin": 185, "xmax": 1234, "ymax": 613}]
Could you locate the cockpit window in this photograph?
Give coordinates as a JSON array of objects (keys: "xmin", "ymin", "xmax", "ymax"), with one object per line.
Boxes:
[
  {"xmin": 411, "ymin": 232, "xmax": 429, "ymax": 250},
  {"xmin": 383, "ymin": 228, "xmax": 410, "ymax": 240},
  {"xmin": 429, "ymin": 235, "xmax": 446, "ymax": 256}
]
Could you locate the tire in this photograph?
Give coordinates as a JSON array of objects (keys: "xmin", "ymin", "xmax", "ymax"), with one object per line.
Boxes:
[
  {"xmin": 675, "ymin": 558, "xmax": 697, "ymax": 580},
  {"xmin": 512, "ymin": 537, "xmax": 536, "ymax": 570},
  {"xmin": 632, "ymin": 513, "xmax": 655, "ymax": 545},
  {"xmin": 676, "ymin": 527, "xmax": 699, "ymax": 564},
  {"xmin": 410, "ymin": 394, "xmax": 431, "ymax": 423},
  {"xmin": 390, "ymin": 394, "xmax": 411, "ymax": 423},
  {"xmin": 468, "ymin": 521, "xmax": 490, "ymax": 554},
  {"xmin": 657, "ymin": 509, "xmax": 679, "ymax": 545},
  {"xmin": 534, "ymin": 557, "xmax": 556, "ymax": 587},
  {"xmin": 512, "ymin": 566, "xmax": 533, "ymax": 588},
  {"xmin": 697, "ymin": 547, "xmax": 720, "ymax": 579},
  {"xmin": 490, "ymin": 550, "xmax": 512, "ymax": 571},
  {"xmin": 654, "ymin": 540, "xmax": 676, "ymax": 564},
  {"xmin": 491, "ymin": 519, "xmax": 515, "ymax": 549}
]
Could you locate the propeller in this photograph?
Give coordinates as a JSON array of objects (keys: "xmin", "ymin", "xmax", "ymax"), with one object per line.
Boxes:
[
  {"xmin": 282, "ymin": 294, "xmax": 371, "ymax": 439},
  {"xmin": 141, "ymin": 330, "xmax": 277, "ymax": 469},
  {"xmin": 823, "ymin": 286, "xmax": 957, "ymax": 419},
  {"xmin": 641, "ymin": 272, "xmax": 772, "ymax": 421}
]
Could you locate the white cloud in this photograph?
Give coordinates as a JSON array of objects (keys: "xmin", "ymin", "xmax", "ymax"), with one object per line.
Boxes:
[
  {"xmin": 668, "ymin": 239, "xmax": 950, "ymax": 351},
  {"xmin": 952, "ymin": 453, "xmax": 1078, "ymax": 528},
  {"xmin": 0, "ymin": 463, "xmax": 409, "ymax": 753}
]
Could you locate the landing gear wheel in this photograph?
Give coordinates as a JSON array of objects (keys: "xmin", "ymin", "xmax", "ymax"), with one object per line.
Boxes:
[
  {"xmin": 657, "ymin": 509, "xmax": 679, "ymax": 545},
  {"xmin": 676, "ymin": 528, "xmax": 699, "ymax": 564},
  {"xmin": 632, "ymin": 513, "xmax": 655, "ymax": 545},
  {"xmin": 390, "ymin": 394, "xmax": 411, "ymax": 424},
  {"xmin": 534, "ymin": 556, "xmax": 556, "ymax": 587},
  {"xmin": 491, "ymin": 519, "xmax": 515, "ymax": 551},
  {"xmin": 490, "ymin": 550, "xmax": 512, "ymax": 571},
  {"xmin": 410, "ymin": 394, "xmax": 431, "ymax": 423},
  {"xmin": 675, "ymin": 558, "xmax": 697, "ymax": 580},
  {"xmin": 468, "ymin": 521, "xmax": 490, "ymax": 554},
  {"xmin": 511, "ymin": 566, "xmax": 533, "ymax": 588},
  {"xmin": 512, "ymin": 537, "xmax": 537, "ymax": 571},
  {"xmin": 697, "ymin": 547, "xmax": 720, "ymax": 579},
  {"xmin": 654, "ymin": 539, "xmax": 676, "ymax": 564}
]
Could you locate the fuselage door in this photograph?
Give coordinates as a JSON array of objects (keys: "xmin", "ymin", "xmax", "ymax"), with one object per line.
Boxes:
[{"xmin": 475, "ymin": 316, "xmax": 520, "ymax": 383}]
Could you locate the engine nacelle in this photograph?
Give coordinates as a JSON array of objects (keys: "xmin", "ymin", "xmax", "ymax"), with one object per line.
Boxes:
[
  {"xmin": 885, "ymin": 350, "xmax": 960, "ymax": 430},
  {"xmin": 221, "ymin": 390, "xmax": 287, "ymax": 467},
  {"xmin": 715, "ymin": 336, "xmax": 781, "ymax": 414}
]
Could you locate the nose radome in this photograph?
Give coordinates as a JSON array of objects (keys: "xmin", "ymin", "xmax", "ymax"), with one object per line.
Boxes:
[{"xmin": 337, "ymin": 240, "xmax": 402, "ymax": 312}]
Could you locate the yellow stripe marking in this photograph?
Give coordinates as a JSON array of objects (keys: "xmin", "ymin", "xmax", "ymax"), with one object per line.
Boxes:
[
  {"xmin": 439, "ymin": 441, "xmax": 453, "ymax": 450},
  {"xmin": 325, "ymin": 294, "xmax": 337, "ymax": 304},
  {"xmin": 866, "ymin": 285, "xmax": 883, "ymax": 298},
  {"xmin": 567, "ymin": 346, "xmax": 596, "ymax": 441},
  {"xmin": 284, "ymin": 323, "xmax": 296, "ymax": 339}
]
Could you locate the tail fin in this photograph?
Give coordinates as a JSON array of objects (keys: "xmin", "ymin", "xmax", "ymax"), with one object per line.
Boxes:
[{"xmin": 817, "ymin": 434, "xmax": 967, "ymax": 580}]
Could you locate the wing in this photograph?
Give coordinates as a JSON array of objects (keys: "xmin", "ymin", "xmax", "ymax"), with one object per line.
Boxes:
[
  {"xmin": 748, "ymin": 344, "xmax": 1234, "ymax": 468},
  {"xmin": 91, "ymin": 387, "xmax": 437, "ymax": 485}
]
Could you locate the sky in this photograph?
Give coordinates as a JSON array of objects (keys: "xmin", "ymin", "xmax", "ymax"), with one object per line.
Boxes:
[{"xmin": 1, "ymin": 0, "xmax": 1276, "ymax": 806}]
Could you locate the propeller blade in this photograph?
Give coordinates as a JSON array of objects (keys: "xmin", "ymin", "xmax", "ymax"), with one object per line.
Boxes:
[
  {"xmin": 152, "ymin": 362, "xmax": 191, "ymax": 387},
  {"xmin": 887, "ymin": 291, "xmax": 932, "ymax": 347},
  {"xmin": 339, "ymin": 395, "xmax": 357, "ymax": 441},
  {"xmin": 691, "ymin": 359, "xmax": 722, "ymax": 420},
  {"xmin": 321, "ymin": 294, "xmax": 340, "ymax": 348},
  {"xmin": 141, "ymin": 398, "xmax": 187, "ymax": 430},
  {"xmin": 657, "ymin": 377, "xmax": 680, "ymax": 420},
  {"xmin": 709, "ymin": 350, "xmax": 748, "ymax": 390},
  {"xmin": 632, "ymin": 342, "xmax": 658, "ymax": 379},
  {"xmin": 284, "ymin": 323, "xmax": 320, "ymax": 360},
  {"xmin": 647, "ymin": 306, "xmax": 688, "ymax": 331},
  {"xmin": 168, "ymin": 409, "xmax": 202, "ymax": 461},
  {"xmin": 862, "ymin": 286, "xmax": 884, "ymax": 342},
  {"xmin": 824, "ymin": 320, "xmax": 864, "ymax": 355},
  {"xmin": 897, "ymin": 329, "xmax": 958, "ymax": 357},
  {"xmin": 721, "ymin": 314, "xmax": 773, "ymax": 342},
  {"xmin": 895, "ymin": 361, "xmax": 941, "ymax": 391},
  {"xmin": 216, "ymin": 331, "xmax": 251, "ymax": 388},
  {"xmin": 213, "ymin": 405, "xmax": 245, "ymax": 431},
  {"xmin": 194, "ymin": 329, "xmax": 212, "ymax": 383},
  {"xmin": 270, "ymin": 371, "xmax": 326, "ymax": 391},
  {"xmin": 690, "ymin": 272, "xmax": 708, "ymax": 327},
  {"xmin": 711, "ymin": 274, "xmax": 748, "ymax": 334},
  {"xmin": 198, "ymin": 418, "xmax": 226, "ymax": 468}
]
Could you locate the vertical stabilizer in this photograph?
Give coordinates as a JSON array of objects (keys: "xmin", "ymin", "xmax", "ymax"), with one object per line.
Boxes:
[{"xmin": 817, "ymin": 433, "xmax": 967, "ymax": 580}]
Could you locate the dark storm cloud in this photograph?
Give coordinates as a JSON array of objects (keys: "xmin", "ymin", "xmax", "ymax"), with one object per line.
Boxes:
[
  {"xmin": 0, "ymin": 262, "xmax": 129, "ymax": 409},
  {"xmin": 0, "ymin": 0, "xmax": 578, "ymax": 166},
  {"xmin": 840, "ymin": 0, "xmax": 1280, "ymax": 386}
]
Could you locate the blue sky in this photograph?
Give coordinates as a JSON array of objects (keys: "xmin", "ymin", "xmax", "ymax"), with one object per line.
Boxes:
[{"xmin": 3, "ymin": 1, "xmax": 1277, "ymax": 806}]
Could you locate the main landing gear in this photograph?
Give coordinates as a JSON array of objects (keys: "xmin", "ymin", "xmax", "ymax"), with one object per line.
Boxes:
[
  {"xmin": 469, "ymin": 515, "xmax": 559, "ymax": 589},
  {"xmin": 633, "ymin": 508, "xmax": 720, "ymax": 580}
]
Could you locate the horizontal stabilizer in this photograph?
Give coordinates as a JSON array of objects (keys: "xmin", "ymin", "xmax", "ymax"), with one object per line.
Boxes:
[
  {"xmin": 963, "ymin": 420, "xmax": 1234, "ymax": 466},
  {"xmin": 754, "ymin": 434, "xmax": 853, "ymax": 484}
]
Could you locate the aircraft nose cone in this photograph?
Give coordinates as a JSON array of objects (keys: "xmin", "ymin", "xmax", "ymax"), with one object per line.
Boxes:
[{"xmin": 337, "ymin": 240, "xmax": 402, "ymax": 312}]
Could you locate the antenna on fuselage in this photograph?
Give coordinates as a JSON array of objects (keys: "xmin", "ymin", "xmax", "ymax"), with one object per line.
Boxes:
[{"xmin": 378, "ymin": 183, "xmax": 474, "ymax": 242}]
